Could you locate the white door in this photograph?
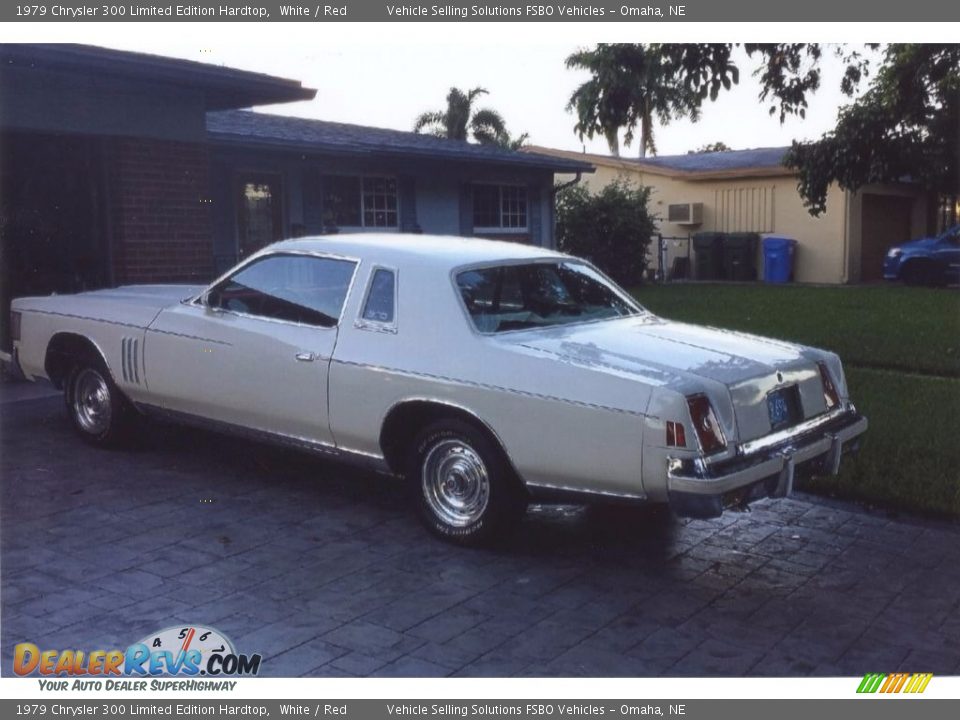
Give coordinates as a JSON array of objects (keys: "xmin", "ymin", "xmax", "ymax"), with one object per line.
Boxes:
[{"xmin": 144, "ymin": 252, "xmax": 358, "ymax": 447}]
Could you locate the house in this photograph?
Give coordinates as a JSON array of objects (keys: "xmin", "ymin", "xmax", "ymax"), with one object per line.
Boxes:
[
  {"xmin": 528, "ymin": 145, "xmax": 939, "ymax": 284},
  {"xmin": 0, "ymin": 44, "xmax": 591, "ymax": 348},
  {"xmin": 204, "ymin": 111, "xmax": 591, "ymax": 274}
]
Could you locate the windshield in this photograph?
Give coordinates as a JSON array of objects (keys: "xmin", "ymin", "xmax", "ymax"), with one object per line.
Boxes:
[{"xmin": 456, "ymin": 261, "xmax": 642, "ymax": 333}]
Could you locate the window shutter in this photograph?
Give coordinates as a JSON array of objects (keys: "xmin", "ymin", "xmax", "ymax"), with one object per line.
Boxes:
[
  {"xmin": 398, "ymin": 175, "xmax": 418, "ymax": 232},
  {"xmin": 528, "ymin": 184, "xmax": 542, "ymax": 246},
  {"xmin": 460, "ymin": 183, "xmax": 474, "ymax": 237}
]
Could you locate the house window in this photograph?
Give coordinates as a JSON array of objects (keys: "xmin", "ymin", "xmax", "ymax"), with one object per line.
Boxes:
[
  {"xmin": 323, "ymin": 175, "xmax": 398, "ymax": 229},
  {"xmin": 473, "ymin": 184, "xmax": 528, "ymax": 231}
]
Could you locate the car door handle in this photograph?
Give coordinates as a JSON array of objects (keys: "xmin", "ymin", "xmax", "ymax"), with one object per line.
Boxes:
[{"xmin": 295, "ymin": 352, "xmax": 317, "ymax": 362}]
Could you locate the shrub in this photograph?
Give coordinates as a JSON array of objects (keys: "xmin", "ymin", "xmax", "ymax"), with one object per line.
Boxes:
[{"xmin": 556, "ymin": 180, "xmax": 656, "ymax": 287}]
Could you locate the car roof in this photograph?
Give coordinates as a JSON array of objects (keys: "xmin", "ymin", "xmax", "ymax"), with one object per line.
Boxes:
[{"xmin": 268, "ymin": 234, "xmax": 568, "ymax": 269}]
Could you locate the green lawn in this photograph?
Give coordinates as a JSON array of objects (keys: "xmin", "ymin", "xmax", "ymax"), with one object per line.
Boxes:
[
  {"xmin": 807, "ymin": 367, "xmax": 960, "ymax": 516},
  {"xmin": 633, "ymin": 283, "xmax": 960, "ymax": 377},
  {"xmin": 631, "ymin": 283, "xmax": 960, "ymax": 517}
]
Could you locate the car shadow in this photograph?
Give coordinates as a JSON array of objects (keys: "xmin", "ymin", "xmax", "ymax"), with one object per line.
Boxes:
[{"xmin": 141, "ymin": 416, "xmax": 682, "ymax": 562}]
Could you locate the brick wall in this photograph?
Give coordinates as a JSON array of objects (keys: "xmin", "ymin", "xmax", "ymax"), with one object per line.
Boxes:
[{"xmin": 109, "ymin": 137, "xmax": 213, "ymax": 284}]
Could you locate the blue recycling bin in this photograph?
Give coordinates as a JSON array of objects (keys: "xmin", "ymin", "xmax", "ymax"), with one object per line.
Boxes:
[{"xmin": 762, "ymin": 237, "xmax": 797, "ymax": 283}]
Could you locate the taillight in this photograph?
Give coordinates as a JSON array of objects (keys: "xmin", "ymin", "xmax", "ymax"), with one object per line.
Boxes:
[
  {"xmin": 666, "ymin": 421, "xmax": 687, "ymax": 448},
  {"xmin": 10, "ymin": 311, "xmax": 21, "ymax": 342},
  {"xmin": 687, "ymin": 394, "xmax": 726, "ymax": 454},
  {"xmin": 818, "ymin": 362, "xmax": 840, "ymax": 409}
]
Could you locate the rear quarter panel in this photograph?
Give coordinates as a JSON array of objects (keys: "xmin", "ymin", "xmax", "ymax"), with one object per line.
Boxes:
[{"xmin": 329, "ymin": 261, "xmax": 653, "ymax": 498}]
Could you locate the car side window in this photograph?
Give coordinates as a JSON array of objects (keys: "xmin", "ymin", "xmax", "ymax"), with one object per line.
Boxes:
[
  {"xmin": 358, "ymin": 267, "xmax": 397, "ymax": 329},
  {"xmin": 207, "ymin": 254, "xmax": 356, "ymax": 327}
]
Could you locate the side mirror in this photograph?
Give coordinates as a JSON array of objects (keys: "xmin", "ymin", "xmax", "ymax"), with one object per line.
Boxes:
[{"xmin": 200, "ymin": 290, "xmax": 222, "ymax": 313}]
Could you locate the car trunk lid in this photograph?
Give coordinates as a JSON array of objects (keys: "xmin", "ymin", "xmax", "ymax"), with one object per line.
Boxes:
[{"xmin": 501, "ymin": 316, "xmax": 827, "ymax": 442}]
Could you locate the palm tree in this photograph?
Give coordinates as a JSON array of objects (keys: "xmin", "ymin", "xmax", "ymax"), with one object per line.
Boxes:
[
  {"xmin": 497, "ymin": 130, "xmax": 530, "ymax": 151},
  {"xmin": 413, "ymin": 87, "xmax": 509, "ymax": 145},
  {"xmin": 566, "ymin": 44, "xmax": 703, "ymax": 158}
]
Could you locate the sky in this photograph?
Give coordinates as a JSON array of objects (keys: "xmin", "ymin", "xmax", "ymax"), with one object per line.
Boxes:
[{"xmin": 93, "ymin": 39, "xmax": 877, "ymax": 158}]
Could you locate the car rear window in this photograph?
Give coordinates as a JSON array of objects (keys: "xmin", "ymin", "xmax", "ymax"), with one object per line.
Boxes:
[{"xmin": 456, "ymin": 262, "xmax": 640, "ymax": 333}]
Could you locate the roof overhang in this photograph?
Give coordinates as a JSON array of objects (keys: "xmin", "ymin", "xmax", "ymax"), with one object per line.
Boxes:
[
  {"xmin": 524, "ymin": 145, "xmax": 795, "ymax": 181},
  {"xmin": 0, "ymin": 44, "xmax": 316, "ymax": 110},
  {"xmin": 208, "ymin": 130, "xmax": 595, "ymax": 174}
]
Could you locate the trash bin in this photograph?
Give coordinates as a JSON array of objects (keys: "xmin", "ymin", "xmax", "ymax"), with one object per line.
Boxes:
[
  {"xmin": 762, "ymin": 237, "xmax": 797, "ymax": 283},
  {"xmin": 722, "ymin": 232, "xmax": 759, "ymax": 281},
  {"xmin": 693, "ymin": 232, "xmax": 724, "ymax": 280}
]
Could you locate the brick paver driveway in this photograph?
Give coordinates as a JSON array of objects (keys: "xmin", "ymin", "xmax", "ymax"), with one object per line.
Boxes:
[{"xmin": 3, "ymin": 392, "xmax": 960, "ymax": 677}]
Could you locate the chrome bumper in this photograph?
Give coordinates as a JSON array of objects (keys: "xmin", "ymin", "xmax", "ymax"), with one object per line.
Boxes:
[{"xmin": 667, "ymin": 408, "xmax": 868, "ymax": 519}]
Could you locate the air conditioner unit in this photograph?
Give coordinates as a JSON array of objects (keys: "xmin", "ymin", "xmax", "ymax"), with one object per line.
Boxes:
[{"xmin": 667, "ymin": 202, "xmax": 704, "ymax": 225}]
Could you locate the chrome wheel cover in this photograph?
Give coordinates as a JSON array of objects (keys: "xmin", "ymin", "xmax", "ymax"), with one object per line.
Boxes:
[
  {"xmin": 421, "ymin": 439, "xmax": 490, "ymax": 528},
  {"xmin": 72, "ymin": 368, "xmax": 112, "ymax": 435}
]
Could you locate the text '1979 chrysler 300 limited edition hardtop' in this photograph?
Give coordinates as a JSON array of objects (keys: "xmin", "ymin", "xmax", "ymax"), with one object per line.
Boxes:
[{"xmin": 10, "ymin": 235, "xmax": 867, "ymax": 544}]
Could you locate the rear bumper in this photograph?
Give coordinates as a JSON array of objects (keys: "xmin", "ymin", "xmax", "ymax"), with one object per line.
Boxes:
[{"xmin": 667, "ymin": 407, "xmax": 868, "ymax": 519}]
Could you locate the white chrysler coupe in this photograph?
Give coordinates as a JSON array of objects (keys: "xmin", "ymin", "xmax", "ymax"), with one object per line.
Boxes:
[{"xmin": 10, "ymin": 235, "xmax": 867, "ymax": 544}]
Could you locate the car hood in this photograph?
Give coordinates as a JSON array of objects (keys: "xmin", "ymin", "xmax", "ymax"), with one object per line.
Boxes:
[
  {"xmin": 80, "ymin": 285, "xmax": 206, "ymax": 305},
  {"xmin": 14, "ymin": 284, "xmax": 205, "ymax": 329},
  {"xmin": 499, "ymin": 315, "xmax": 812, "ymax": 386},
  {"xmin": 895, "ymin": 236, "xmax": 940, "ymax": 253}
]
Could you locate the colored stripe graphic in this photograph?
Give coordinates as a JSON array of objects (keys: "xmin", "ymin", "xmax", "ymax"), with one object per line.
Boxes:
[{"xmin": 857, "ymin": 673, "xmax": 933, "ymax": 694}]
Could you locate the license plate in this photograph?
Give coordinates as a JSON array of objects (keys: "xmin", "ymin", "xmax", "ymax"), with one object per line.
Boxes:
[{"xmin": 767, "ymin": 387, "xmax": 800, "ymax": 430}]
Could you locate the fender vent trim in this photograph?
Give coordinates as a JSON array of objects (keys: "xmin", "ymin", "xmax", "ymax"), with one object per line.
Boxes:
[{"xmin": 121, "ymin": 337, "xmax": 140, "ymax": 385}]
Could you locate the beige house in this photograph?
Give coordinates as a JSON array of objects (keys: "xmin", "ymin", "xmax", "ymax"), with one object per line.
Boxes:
[{"xmin": 529, "ymin": 145, "xmax": 936, "ymax": 284}]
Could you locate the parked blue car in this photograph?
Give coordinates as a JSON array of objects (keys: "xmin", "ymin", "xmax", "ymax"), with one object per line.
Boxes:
[{"xmin": 883, "ymin": 224, "xmax": 960, "ymax": 286}]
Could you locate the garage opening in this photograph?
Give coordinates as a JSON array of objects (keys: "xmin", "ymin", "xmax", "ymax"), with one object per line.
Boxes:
[{"xmin": 860, "ymin": 194, "xmax": 914, "ymax": 282}]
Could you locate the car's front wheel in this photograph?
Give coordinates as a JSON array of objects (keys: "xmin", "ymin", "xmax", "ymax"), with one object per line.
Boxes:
[
  {"xmin": 64, "ymin": 357, "xmax": 135, "ymax": 447},
  {"xmin": 901, "ymin": 260, "xmax": 941, "ymax": 287},
  {"xmin": 409, "ymin": 418, "xmax": 527, "ymax": 546}
]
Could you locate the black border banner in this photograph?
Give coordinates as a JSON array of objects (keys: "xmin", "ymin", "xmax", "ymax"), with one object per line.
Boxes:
[{"xmin": 4, "ymin": 0, "xmax": 960, "ymax": 22}]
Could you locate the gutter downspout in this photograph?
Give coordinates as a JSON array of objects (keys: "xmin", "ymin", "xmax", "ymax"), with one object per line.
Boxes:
[
  {"xmin": 552, "ymin": 171, "xmax": 583, "ymax": 197},
  {"xmin": 841, "ymin": 189, "xmax": 851, "ymax": 284},
  {"xmin": 550, "ymin": 171, "xmax": 583, "ymax": 251}
]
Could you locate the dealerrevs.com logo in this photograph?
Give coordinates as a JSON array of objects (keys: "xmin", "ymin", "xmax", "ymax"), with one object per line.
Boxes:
[{"xmin": 14, "ymin": 625, "xmax": 262, "ymax": 681}]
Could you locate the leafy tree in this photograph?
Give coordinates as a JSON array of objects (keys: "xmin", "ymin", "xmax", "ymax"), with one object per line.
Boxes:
[
  {"xmin": 658, "ymin": 43, "xmax": 875, "ymax": 122},
  {"xmin": 688, "ymin": 141, "xmax": 732, "ymax": 154},
  {"xmin": 413, "ymin": 87, "xmax": 510, "ymax": 145},
  {"xmin": 566, "ymin": 44, "xmax": 708, "ymax": 158},
  {"xmin": 556, "ymin": 180, "xmax": 657, "ymax": 286},
  {"xmin": 568, "ymin": 43, "xmax": 957, "ymax": 214},
  {"xmin": 566, "ymin": 43, "xmax": 865, "ymax": 158},
  {"xmin": 784, "ymin": 45, "xmax": 959, "ymax": 215}
]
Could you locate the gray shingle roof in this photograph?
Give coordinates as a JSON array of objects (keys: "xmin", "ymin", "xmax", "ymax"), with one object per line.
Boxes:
[
  {"xmin": 0, "ymin": 44, "xmax": 315, "ymax": 110},
  {"xmin": 634, "ymin": 146, "xmax": 789, "ymax": 173},
  {"xmin": 206, "ymin": 110, "xmax": 593, "ymax": 173}
]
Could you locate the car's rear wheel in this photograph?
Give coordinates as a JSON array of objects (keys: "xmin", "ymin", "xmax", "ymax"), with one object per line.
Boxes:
[
  {"xmin": 409, "ymin": 418, "xmax": 527, "ymax": 546},
  {"xmin": 65, "ymin": 356, "xmax": 135, "ymax": 447}
]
